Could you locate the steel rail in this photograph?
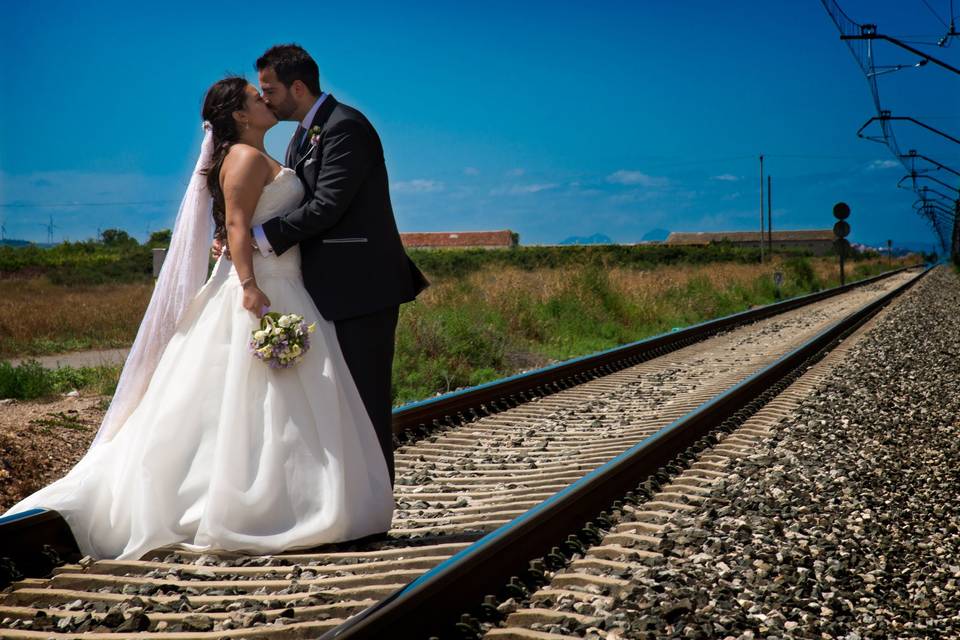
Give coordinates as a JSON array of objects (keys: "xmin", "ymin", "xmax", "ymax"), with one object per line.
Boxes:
[
  {"xmin": 390, "ymin": 266, "xmax": 913, "ymax": 438},
  {"xmin": 322, "ymin": 265, "xmax": 931, "ymax": 639},
  {"xmin": 0, "ymin": 265, "xmax": 918, "ymax": 587}
]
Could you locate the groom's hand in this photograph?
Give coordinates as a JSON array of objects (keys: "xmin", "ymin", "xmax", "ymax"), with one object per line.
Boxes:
[
  {"xmin": 212, "ymin": 236, "xmax": 260, "ymax": 261},
  {"xmin": 211, "ymin": 237, "xmax": 229, "ymax": 261}
]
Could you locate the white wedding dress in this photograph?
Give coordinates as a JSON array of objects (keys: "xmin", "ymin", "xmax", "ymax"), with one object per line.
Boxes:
[{"xmin": 2, "ymin": 167, "xmax": 394, "ymax": 560}]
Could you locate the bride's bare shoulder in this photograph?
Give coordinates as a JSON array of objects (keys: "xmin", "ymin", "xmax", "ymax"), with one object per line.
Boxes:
[{"xmin": 221, "ymin": 144, "xmax": 270, "ymax": 186}]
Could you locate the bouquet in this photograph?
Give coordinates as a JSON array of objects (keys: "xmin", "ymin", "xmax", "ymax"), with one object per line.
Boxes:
[{"xmin": 249, "ymin": 312, "xmax": 317, "ymax": 369}]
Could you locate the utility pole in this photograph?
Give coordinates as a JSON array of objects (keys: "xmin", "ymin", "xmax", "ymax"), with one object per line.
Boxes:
[
  {"xmin": 767, "ymin": 175, "xmax": 773, "ymax": 256},
  {"xmin": 759, "ymin": 154, "xmax": 765, "ymax": 263},
  {"xmin": 953, "ymin": 199, "xmax": 960, "ymax": 265},
  {"xmin": 887, "ymin": 239, "xmax": 893, "ymax": 265}
]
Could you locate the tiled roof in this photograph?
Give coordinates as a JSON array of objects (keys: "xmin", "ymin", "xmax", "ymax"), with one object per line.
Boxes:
[
  {"xmin": 400, "ymin": 230, "xmax": 516, "ymax": 248},
  {"xmin": 664, "ymin": 229, "xmax": 835, "ymax": 245}
]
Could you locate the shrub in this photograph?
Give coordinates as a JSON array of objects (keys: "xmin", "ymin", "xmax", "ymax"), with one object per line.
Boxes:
[
  {"xmin": 146, "ymin": 229, "xmax": 172, "ymax": 248},
  {"xmin": 407, "ymin": 244, "xmax": 770, "ymax": 280},
  {"xmin": 100, "ymin": 228, "xmax": 139, "ymax": 249},
  {"xmin": 0, "ymin": 360, "xmax": 54, "ymax": 399},
  {"xmin": 783, "ymin": 257, "xmax": 820, "ymax": 292},
  {"xmin": 0, "ymin": 360, "xmax": 119, "ymax": 400}
]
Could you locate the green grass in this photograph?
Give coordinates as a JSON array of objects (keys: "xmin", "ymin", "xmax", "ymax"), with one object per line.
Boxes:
[
  {"xmin": 390, "ymin": 258, "xmax": 908, "ymax": 405},
  {"xmin": 2, "ymin": 239, "xmax": 776, "ymax": 285},
  {"xmin": 2, "ymin": 337, "xmax": 133, "ymax": 359},
  {"xmin": 28, "ymin": 411, "xmax": 93, "ymax": 434},
  {"xmin": 0, "ymin": 360, "xmax": 119, "ymax": 400},
  {"xmin": 0, "ymin": 255, "xmax": 913, "ymax": 403},
  {"xmin": 406, "ymin": 243, "xmax": 771, "ymax": 279}
]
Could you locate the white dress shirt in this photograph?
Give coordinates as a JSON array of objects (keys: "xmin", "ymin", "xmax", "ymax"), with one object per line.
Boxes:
[{"xmin": 252, "ymin": 93, "xmax": 329, "ymax": 256}]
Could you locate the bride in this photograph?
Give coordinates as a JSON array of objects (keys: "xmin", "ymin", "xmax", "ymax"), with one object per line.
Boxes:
[{"xmin": 0, "ymin": 77, "xmax": 395, "ymax": 561}]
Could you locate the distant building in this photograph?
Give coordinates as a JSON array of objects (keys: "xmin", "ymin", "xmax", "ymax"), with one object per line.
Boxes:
[
  {"xmin": 400, "ymin": 230, "xmax": 518, "ymax": 249},
  {"xmin": 664, "ymin": 229, "xmax": 835, "ymax": 256}
]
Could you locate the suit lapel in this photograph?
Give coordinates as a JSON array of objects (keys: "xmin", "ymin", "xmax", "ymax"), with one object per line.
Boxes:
[
  {"xmin": 293, "ymin": 95, "xmax": 339, "ymax": 173},
  {"xmin": 284, "ymin": 128, "xmax": 302, "ymax": 168}
]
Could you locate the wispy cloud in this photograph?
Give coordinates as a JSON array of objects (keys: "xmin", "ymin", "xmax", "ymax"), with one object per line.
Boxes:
[
  {"xmin": 606, "ymin": 170, "xmax": 669, "ymax": 187},
  {"xmin": 711, "ymin": 174, "xmax": 740, "ymax": 182},
  {"xmin": 393, "ymin": 179, "xmax": 445, "ymax": 193},
  {"xmin": 607, "ymin": 190, "xmax": 663, "ymax": 204},
  {"xmin": 866, "ymin": 159, "xmax": 900, "ymax": 171},
  {"xmin": 507, "ymin": 168, "xmax": 526, "ymax": 177},
  {"xmin": 491, "ymin": 183, "xmax": 559, "ymax": 195},
  {"xmin": 463, "ymin": 167, "xmax": 480, "ymax": 176}
]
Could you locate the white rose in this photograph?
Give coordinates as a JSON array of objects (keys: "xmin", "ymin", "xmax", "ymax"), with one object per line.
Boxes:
[
  {"xmin": 278, "ymin": 315, "xmax": 293, "ymax": 328},
  {"xmin": 272, "ymin": 327, "xmax": 283, "ymax": 336},
  {"xmin": 253, "ymin": 330, "xmax": 268, "ymax": 342}
]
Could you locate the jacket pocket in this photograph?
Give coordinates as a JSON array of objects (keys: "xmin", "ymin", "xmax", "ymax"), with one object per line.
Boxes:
[{"xmin": 322, "ymin": 237, "xmax": 369, "ymax": 244}]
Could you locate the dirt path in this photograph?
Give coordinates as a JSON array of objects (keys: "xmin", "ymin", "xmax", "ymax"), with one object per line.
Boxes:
[
  {"xmin": 9, "ymin": 347, "xmax": 130, "ymax": 369},
  {"xmin": 0, "ymin": 392, "xmax": 105, "ymax": 511}
]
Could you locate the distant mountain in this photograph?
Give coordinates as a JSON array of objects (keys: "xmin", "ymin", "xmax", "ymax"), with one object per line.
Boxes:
[
  {"xmin": 857, "ymin": 239, "xmax": 940, "ymax": 255},
  {"xmin": 0, "ymin": 238, "xmax": 39, "ymax": 247},
  {"xmin": 641, "ymin": 228, "xmax": 670, "ymax": 242},
  {"xmin": 559, "ymin": 233, "xmax": 613, "ymax": 245}
]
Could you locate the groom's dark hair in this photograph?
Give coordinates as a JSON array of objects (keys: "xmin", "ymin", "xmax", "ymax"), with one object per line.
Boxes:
[{"xmin": 256, "ymin": 44, "xmax": 322, "ymax": 96}]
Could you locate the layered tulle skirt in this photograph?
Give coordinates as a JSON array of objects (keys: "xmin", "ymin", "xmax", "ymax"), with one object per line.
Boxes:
[{"xmin": 3, "ymin": 252, "xmax": 394, "ymax": 560}]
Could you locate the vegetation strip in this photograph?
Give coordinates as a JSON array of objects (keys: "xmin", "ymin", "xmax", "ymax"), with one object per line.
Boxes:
[
  {"xmin": 0, "ymin": 267, "xmax": 916, "ymax": 588},
  {"xmin": 389, "ymin": 266, "xmax": 911, "ymax": 441},
  {"xmin": 320, "ymin": 267, "xmax": 928, "ymax": 639},
  {"xmin": 0, "ymin": 270, "xmax": 922, "ymax": 637}
]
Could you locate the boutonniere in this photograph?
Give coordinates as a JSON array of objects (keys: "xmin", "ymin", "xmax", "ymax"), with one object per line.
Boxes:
[{"xmin": 308, "ymin": 126, "xmax": 322, "ymax": 146}]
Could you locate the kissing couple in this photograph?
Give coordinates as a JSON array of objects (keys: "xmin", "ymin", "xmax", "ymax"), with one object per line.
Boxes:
[{"xmin": 2, "ymin": 43, "xmax": 428, "ymax": 560}]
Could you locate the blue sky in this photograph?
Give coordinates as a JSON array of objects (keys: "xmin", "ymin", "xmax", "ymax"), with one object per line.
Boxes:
[{"xmin": 1, "ymin": 1, "xmax": 957, "ymax": 249}]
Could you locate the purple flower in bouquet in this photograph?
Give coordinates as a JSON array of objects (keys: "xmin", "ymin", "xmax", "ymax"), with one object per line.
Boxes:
[{"xmin": 249, "ymin": 311, "xmax": 317, "ymax": 368}]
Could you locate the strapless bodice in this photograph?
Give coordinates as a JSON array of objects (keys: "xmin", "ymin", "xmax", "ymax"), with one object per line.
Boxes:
[
  {"xmin": 228, "ymin": 167, "xmax": 304, "ymax": 280},
  {"xmin": 250, "ymin": 167, "xmax": 304, "ymax": 226}
]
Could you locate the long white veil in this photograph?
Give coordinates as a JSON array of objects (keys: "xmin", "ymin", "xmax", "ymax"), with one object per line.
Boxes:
[{"xmin": 90, "ymin": 122, "xmax": 216, "ymax": 447}]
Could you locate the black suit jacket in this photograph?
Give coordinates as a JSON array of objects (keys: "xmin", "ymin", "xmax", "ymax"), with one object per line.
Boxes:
[{"xmin": 261, "ymin": 95, "xmax": 428, "ymax": 321}]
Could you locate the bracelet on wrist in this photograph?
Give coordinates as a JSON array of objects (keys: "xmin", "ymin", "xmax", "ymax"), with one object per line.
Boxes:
[{"xmin": 240, "ymin": 276, "xmax": 256, "ymax": 289}]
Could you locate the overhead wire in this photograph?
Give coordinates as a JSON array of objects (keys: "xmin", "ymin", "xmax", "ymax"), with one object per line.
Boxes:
[
  {"xmin": 820, "ymin": 0, "xmax": 959, "ymax": 253},
  {"xmin": 920, "ymin": 0, "xmax": 950, "ymax": 29}
]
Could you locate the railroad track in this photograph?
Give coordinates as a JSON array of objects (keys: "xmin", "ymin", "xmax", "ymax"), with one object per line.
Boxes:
[{"xmin": 0, "ymin": 266, "xmax": 927, "ymax": 639}]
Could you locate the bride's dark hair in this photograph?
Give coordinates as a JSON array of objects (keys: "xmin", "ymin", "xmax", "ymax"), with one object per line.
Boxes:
[{"xmin": 200, "ymin": 76, "xmax": 249, "ymax": 241}]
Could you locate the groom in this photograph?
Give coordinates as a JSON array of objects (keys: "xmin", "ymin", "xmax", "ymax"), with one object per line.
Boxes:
[{"xmin": 229, "ymin": 44, "xmax": 428, "ymax": 488}]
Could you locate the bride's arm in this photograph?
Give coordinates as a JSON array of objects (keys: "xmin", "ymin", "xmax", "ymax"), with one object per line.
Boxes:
[
  {"xmin": 257, "ymin": 118, "xmax": 374, "ymax": 257},
  {"xmin": 222, "ymin": 147, "xmax": 272, "ymax": 316}
]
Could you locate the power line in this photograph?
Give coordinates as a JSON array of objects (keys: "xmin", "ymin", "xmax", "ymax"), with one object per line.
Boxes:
[
  {"xmin": 0, "ymin": 199, "xmax": 178, "ymax": 208},
  {"xmin": 764, "ymin": 153, "xmax": 878, "ymax": 160},
  {"xmin": 896, "ymin": 37, "xmax": 946, "ymax": 45},
  {"xmin": 919, "ymin": 0, "xmax": 950, "ymax": 28},
  {"xmin": 822, "ymin": 0, "xmax": 960, "ymax": 255}
]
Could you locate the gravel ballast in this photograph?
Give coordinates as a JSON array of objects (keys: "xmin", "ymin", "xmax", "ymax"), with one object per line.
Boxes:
[{"xmin": 603, "ymin": 266, "xmax": 960, "ymax": 639}]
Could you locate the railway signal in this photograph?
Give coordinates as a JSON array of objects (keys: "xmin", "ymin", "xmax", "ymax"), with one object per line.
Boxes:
[{"xmin": 833, "ymin": 202, "xmax": 851, "ymax": 285}]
